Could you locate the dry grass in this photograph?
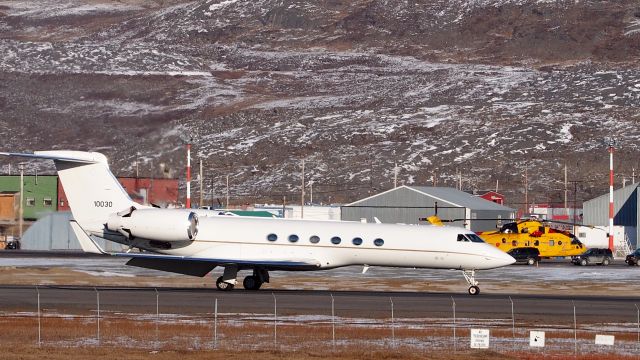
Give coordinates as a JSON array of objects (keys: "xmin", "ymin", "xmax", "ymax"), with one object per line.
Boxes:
[{"xmin": 0, "ymin": 314, "xmax": 638, "ymax": 359}]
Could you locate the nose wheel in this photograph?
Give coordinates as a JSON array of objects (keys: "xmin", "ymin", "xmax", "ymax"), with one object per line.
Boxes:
[{"xmin": 462, "ymin": 270, "xmax": 480, "ymax": 296}]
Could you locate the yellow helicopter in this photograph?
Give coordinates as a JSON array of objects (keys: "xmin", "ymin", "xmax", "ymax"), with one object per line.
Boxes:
[{"xmin": 424, "ymin": 216, "xmax": 586, "ymax": 258}]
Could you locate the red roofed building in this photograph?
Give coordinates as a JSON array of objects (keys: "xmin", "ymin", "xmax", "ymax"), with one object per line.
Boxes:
[
  {"xmin": 57, "ymin": 177, "xmax": 179, "ymax": 211},
  {"xmin": 478, "ymin": 191, "xmax": 505, "ymax": 206}
]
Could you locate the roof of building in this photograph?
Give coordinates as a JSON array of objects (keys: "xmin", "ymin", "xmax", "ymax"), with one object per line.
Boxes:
[
  {"xmin": 408, "ymin": 186, "xmax": 514, "ymax": 211},
  {"xmin": 346, "ymin": 185, "xmax": 514, "ymax": 211}
]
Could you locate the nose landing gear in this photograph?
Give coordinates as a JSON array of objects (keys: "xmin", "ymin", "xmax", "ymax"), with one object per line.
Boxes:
[{"xmin": 462, "ymin": 270, "xmax": 480, "ymax": 295}]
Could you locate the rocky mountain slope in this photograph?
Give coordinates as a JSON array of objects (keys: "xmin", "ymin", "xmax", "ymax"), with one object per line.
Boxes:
[{"xmin": 0, "ymin": 0, "xmax": 639, "ymax": 208}]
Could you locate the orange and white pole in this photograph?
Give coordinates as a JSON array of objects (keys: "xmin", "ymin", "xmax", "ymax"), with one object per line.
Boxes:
[
  {"xmin": 608, "ymin": 145, "xmax": 614, "ymax": 251},
  {"xmin": 186, "ymin": 143, "xmax": 191, "ymax": 209}
]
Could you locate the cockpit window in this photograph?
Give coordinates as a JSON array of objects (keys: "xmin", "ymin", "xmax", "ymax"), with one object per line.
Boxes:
[
  {"xmin": 500, "ymin": 222, "xmax": 519, "ymax": 234},
  {"xmin": 458, "ymin": 234, "xmax": 485, "ymax": 243},
  {"xmin": 467, "ymin": 234, "xmax": 485, "ymax": 243}
]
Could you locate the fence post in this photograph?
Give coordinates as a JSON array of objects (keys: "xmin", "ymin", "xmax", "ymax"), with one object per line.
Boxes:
[
  {"xmin": 272, "ymin": 292, "xmax": 277, "ymax": 347},
  {"xmin": 94, "ymin": 287, "xmax": 100, "ymax": 345},
  {"xmin": 155, "ymin": 288, "xmax": 159, "ymax": 349},
  {"xmin": 390, "ymin": 297, "xmax": 395, "ymax": 348},
  {"xmin": 509, "ymin": 296, "xmax": 514, "ymax": 350},
  {"xmin": 451, "ymin": 297, "xmax": 456, "ymax": 352},
  {"xmin": 331, "ymin": 293, "xmax": 335, "ymax": 349},
  {"xmin": 635, "ymin": 303, "xmax": 639, "ymax": 357},
  {"xmin": 573, "ymin": 300, "xmax": 577, "ymax": 356},
  {"xmin": 36, "ymin": 286, "xmax": 41, "ymax": 347},
  {"xmin": 214, "ymin": 298, "xmax": 218, "ymax": 349}
]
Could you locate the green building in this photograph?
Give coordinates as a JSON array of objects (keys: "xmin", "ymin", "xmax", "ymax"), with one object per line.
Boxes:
[{"xmin": 0, "ymin": 175, "xmax": 58, "ymax": 220}]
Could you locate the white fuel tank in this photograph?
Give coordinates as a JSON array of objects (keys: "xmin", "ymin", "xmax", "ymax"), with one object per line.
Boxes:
[{"xmin": 107, "ymin": 208, "xmax": 198, "ymax": 242}]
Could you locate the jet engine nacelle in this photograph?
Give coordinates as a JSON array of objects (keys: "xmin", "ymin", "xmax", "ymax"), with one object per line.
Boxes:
[{"xmin": 106, "ymin": 208, "xmax": 198, "ymax": 242}]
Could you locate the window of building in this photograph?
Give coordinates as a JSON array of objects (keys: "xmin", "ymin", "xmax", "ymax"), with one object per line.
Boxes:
[
  {"xmin": 309, "ymin": 235, "xmax": 320, "ymax": 244},
  {"xmin": 43, "ymin": 198, "xmax": 53, "ymax": 207},
  {"xmin": 26, "ymin": 198, "xmax": 35, "ymax": 207},
  {"xmin": 352, "ymin": 237, "xmax": 363, "ymax": 246},
  {"xmin": 374, "ymin": 238, "xmax": 384, "ymax": 247},
  {"xmin": 267, "ymin": 233, "xmax": 278, "ymax": 242},
  {"xmin": 288, "ymin": 234, "xmax": 299, "ymax": 243},
  {"xmin": 331, "ymin": 236, "xmax": 341, "ymax": 245}
]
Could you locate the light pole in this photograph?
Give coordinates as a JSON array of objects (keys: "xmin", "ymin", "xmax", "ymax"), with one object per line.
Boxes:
[
  {"xmin": 604, "ymin": 137, "xmax": 618, "ymax": 251},
  {"xmin": 18, "ymin": 162, "xmax": 25, "ymax": 239}
]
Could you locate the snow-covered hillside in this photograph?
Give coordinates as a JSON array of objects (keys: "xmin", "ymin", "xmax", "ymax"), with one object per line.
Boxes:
[{"xmin": 0, "ymin": 0, "xmax": 638, "ymax": 206}]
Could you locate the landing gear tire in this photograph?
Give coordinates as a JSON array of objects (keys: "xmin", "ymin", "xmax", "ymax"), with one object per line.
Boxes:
[
  {"xmin": 462, "ymin": 270, "xmax": 480, "ymax": 296},
  {"xmin": 527, "ymin": 258, "xmax": 535, "ymax": 266},
  {"xmin": 243, "ymin": 275, "xmax": 263, "ymax": 290},
  {"xmin": 216, "ymin": 276, "xmax": 235, "ymax": 291}
]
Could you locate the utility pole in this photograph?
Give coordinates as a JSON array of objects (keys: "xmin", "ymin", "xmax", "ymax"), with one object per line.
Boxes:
[
  {"xmin": 210, "ymin": 175, "xmax": 214, "ymax": 208},
  {"xmin": 604, "ymin": 137, "xmax": 618, "ymax": 251},
  {"xmin": 18, "ymin": 163, "xmax": 24, "ymax": 239},
  {"xmin": 225, "ymin": 174, "xmax": 230, "ymax": 209},
  {"xmin": 301, "ymin": 159, "xmax": 305, "ymax": 219},
  {"xmin": 633, "ymin": 167, "xmax": 636, "ymax": 184},
  {"xmin": 523, "ymin": 164, "xmax": 529, "ymax": 215},
  {"xmin": 393, "ymin": 162, "xmax": 398, "ymax": 188},
  {"xmin": 309, "ymin": 181, "xmax": 314, "ymax": 204},
  {"xmin": 564, "ymin": 163, "xmax": 568, "ymax": 210},
  {"xmin": 567, "ymin": 180, "xmax": 583, "ymax": 235},
  {"xmin": 186, "ymin": 143, "xmax": 191, "ymax": 209},
  {"xmin": 199, "ymin": 159, "xmax": 204, "ymax": 208},
  {"xmin": 495, "ymin": 179, "xmax": 499, "ymax": 193}
]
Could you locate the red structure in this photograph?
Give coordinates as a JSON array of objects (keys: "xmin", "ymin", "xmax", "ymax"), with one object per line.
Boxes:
[
  {"xmin": 478, "ymin": 191, "xmax": 505, "ymax": 205},
  {"xmin": 57, "ymin": 177, "xmax": 179, "ymax": 211}
]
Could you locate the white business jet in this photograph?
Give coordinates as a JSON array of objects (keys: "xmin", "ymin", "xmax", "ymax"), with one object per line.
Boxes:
[{"xmin": 0, "ymin": 151, "xmax": 514, "ymax": 295}]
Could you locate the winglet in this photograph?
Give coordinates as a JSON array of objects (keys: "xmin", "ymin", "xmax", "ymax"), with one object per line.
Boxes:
[{"xmin": 69, "ymin": 221, "xmax": 106, "ymax": 254}]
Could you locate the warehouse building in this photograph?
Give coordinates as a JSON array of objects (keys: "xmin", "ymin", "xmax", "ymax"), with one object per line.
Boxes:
[
  {"xmin": 0, "ymin": 175, "xmax": 58, "ymax": 220},
  {"xmin": 583, "ymin": 183, "xmax": 639, "ymax": 250},
  {"xmin": 341, "ymin": 186, "xmax": 516, "ymax": 232}
]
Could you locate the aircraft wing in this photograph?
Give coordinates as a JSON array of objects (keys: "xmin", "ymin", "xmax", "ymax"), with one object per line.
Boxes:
[{"xmin": 120, "ymin": 252, "xmax": 321, "ymax": 276}]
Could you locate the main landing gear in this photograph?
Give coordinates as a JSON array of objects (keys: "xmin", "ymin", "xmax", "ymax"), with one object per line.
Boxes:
[
  {"xmin": 215, "ymin": 267, "xmax": 269, "ymax": 291},
  {"xmin": 462, "ymin": 270, "xmax": 480, "ymax": 296}
]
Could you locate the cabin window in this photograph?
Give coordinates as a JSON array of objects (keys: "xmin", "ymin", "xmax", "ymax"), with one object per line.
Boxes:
[
  {"xmin": 352, "ymin": 237, "xmax": 363, "ymax": 246},
  {"xmin": 26, "ymin": 198, "xmax": 35, "ymax": 207},
  {"xmin": 374, "ymin": 238, "xmax": 384, "ymax": 247},
  {"xmin": 331, "ymin": 236, "xmax": 341, "ymax": 245},
  {"xmin": 309, "ymin": 235, "xmax": 320, "ymax": 244},
  {"xmin": 512, "ymin": 240, "xmax": 517, "ymax": 247},
  {"xmin": 534, "ymin": 240, "xmax": 539, "ymax": 246},
  {"xmin": 558, "ymin": 240, "xmax": 562, "ymax": 246},
  {"xmin": 501, "ymin": 238, "xmax": 506, "ymax": 243},
  {"xmin": 288, "ymin": 234, "xmax": 299, "ymax": 243},
  {"xmin": 43, "ymin": 197, "xmax": 53, "ymax": 207},
  {"xmin": 549, "ymin": 240, "xmax": 554, "ymax": 246},
  {"xmin": 267, "ymin": 233, "xmax": 278, "ymax": 242},
  {"xmin": 457, "ymin": 234, "xmax": 468, "ymax": 242}
]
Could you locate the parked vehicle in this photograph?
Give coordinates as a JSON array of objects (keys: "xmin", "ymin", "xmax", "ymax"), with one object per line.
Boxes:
[
  {"xmin": 625, "ymin": 249, "xmax": 640, "ymax": 266},
  {"xmin": 571, "ymin": 248, "xmax": 613, "ymax": 266},
  {"xmin": 506, "ymin": 247, "xmax": 541, "ymax": 265}
]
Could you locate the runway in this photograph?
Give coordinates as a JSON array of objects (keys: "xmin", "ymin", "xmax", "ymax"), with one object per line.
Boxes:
[{"xmin": 1, "ymin": 284, "xmax": 637, "ymax": 324}]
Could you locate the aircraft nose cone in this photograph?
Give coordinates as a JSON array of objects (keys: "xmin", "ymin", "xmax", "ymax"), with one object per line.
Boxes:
[{"xmin": 486, "ymin": 246, "xmax": 516, "ymax": 267}]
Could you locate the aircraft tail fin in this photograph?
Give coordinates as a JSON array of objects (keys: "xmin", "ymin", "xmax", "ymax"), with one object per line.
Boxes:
[{"xmin": 0, "ymin": 151, "xmax": 140, "ymax": 232}]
